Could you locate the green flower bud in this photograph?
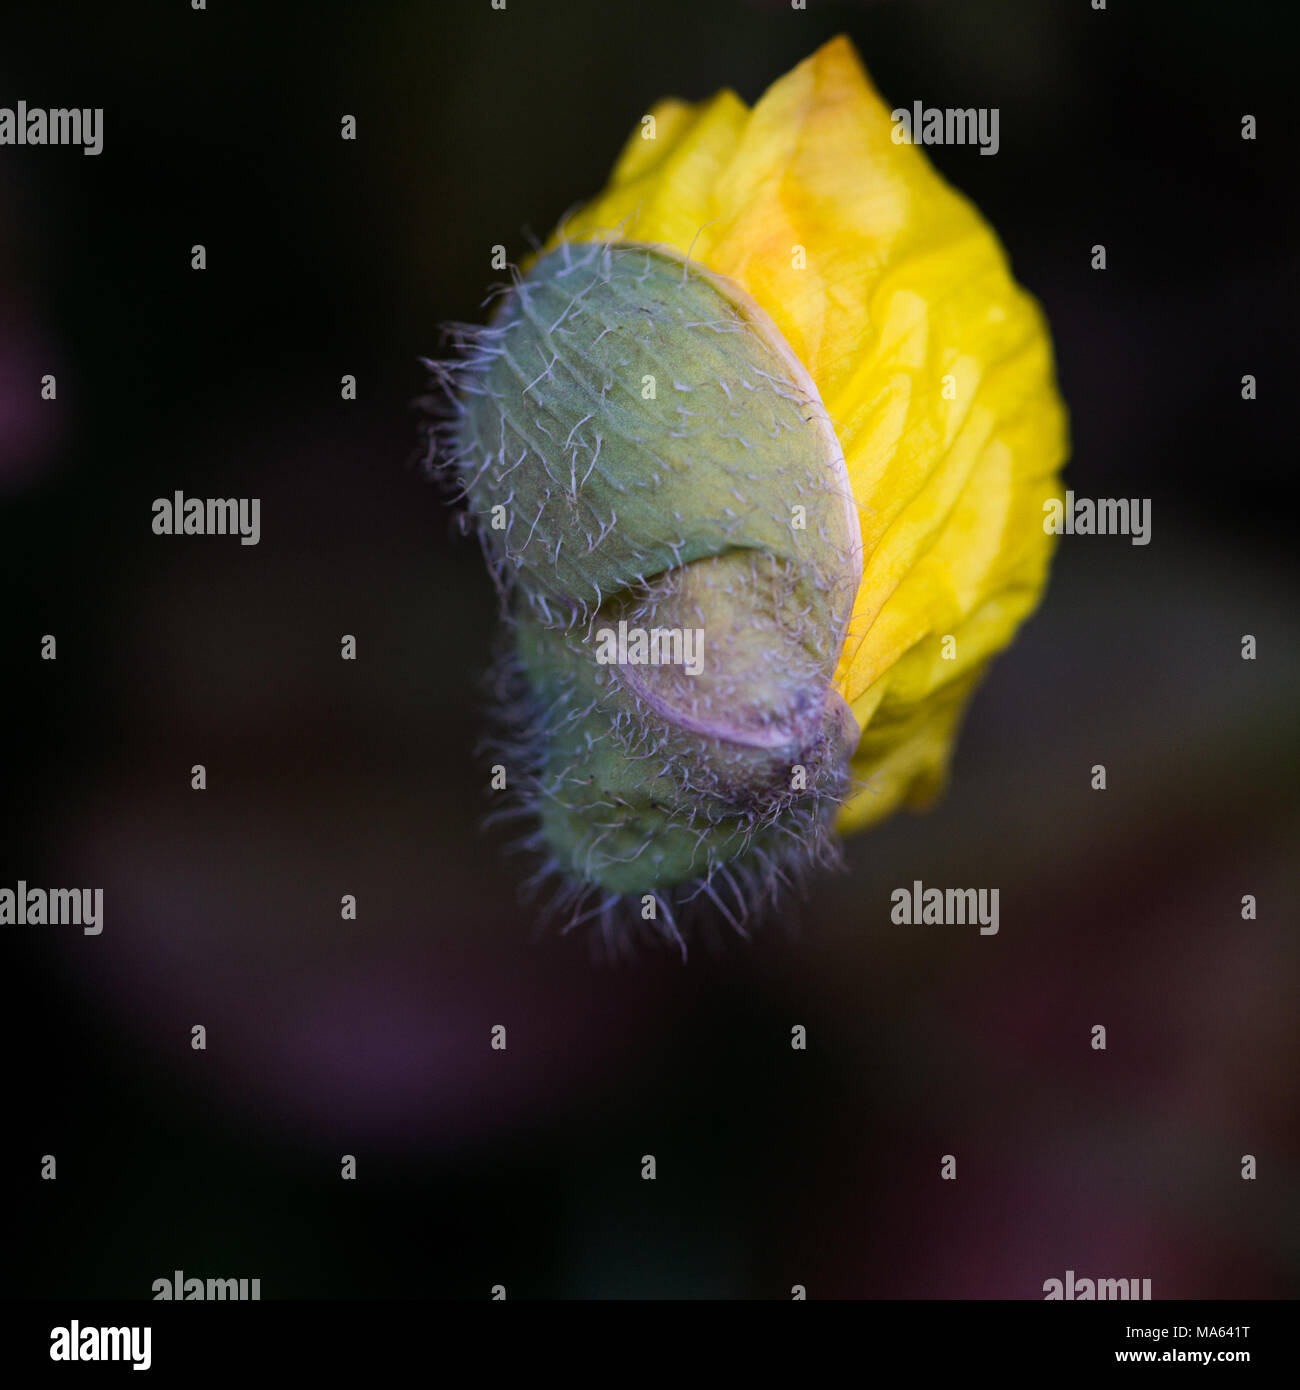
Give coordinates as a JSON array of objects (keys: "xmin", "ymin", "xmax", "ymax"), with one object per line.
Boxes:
[{"xmin": 433, "ymin": 240, "xmax": 862, "ymax": 943}]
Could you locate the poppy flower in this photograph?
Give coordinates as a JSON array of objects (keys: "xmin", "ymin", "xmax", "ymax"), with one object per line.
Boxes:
[{"xmin": 433, "ymin": 36, "xmax": 1068, "ymax": 941}]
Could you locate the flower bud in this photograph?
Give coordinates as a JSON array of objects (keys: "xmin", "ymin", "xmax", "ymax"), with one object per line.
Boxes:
[{"xmin": 441, "ymin": 240, "xmax": 862, "ymax": 919}]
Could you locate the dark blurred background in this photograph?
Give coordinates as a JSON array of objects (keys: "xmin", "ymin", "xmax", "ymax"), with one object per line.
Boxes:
[{"xmin": 2, "ymin": 0, "xmax": 1296, "ymax": 1298}]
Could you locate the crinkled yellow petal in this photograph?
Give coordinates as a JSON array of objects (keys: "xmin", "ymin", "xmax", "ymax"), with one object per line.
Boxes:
[{"xmin": 546, "ymin": 35, "xmax": 1068, "ymax": 834}]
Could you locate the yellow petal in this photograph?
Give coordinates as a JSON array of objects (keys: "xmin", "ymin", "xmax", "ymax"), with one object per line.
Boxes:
[{"xmin": 548, "ymin": 35, "xmax": 1069, "ymax": 834}]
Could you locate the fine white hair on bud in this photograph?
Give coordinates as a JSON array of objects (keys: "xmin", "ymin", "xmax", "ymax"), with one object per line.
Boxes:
[{"xmin": 425, "ymin": 238, "xmax": 863, "ymax": 952}]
